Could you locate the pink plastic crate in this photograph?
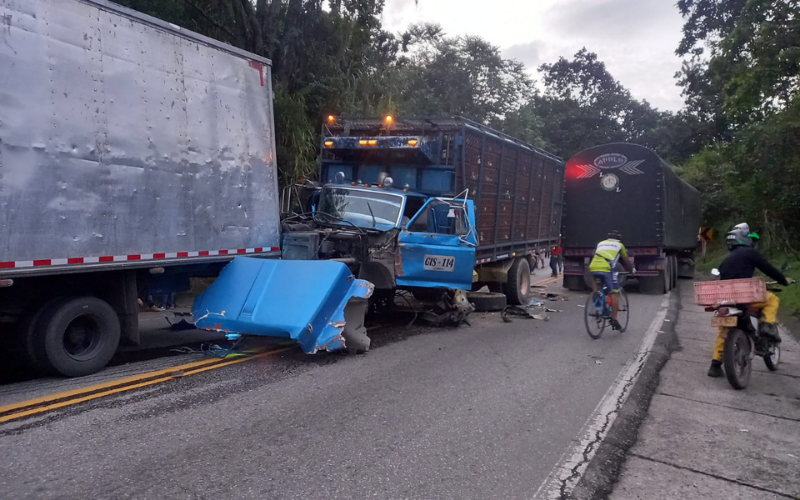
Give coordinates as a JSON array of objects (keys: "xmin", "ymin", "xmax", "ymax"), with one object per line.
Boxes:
[{"xmin": 694, "ymin": 278, "xmax": 767, "ymax": 305}]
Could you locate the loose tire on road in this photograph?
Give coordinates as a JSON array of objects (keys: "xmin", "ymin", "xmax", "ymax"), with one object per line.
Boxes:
[
  {"xmin": 505, "ymin": 258, "xmax": 531, "ymax": 305},
  {"xmin": 32, "ymin": 296, "xmax": 121, "ymax": 377},
  {"xmin": 467, "ymin": 292, "xmax": 507, "ymax": 312},
  {"xmin": 723, "ymin": 328, "xmax": 752, "ymax": 390}
]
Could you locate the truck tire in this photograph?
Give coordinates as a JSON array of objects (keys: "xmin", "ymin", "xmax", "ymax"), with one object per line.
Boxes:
[
  {"xmin": 32, "ymin": 297, "xmax": 121, "ymax": 377},
  {"xmin": 564, "ymin": 275, "xmax": 587, "ymax": 291},
  {"xmin": 467, "ymin": 292, "xmax": 507, "ymax": 312},
  {"xmin": 23, "ymin": 298, "xmax": 67, "ymax": 372},
  {"xmin": 505, "ymin": 258, "xmax": 531, "ymax": 305},
  {"xmin": 639, "ymin": 272, "xmax": 667, "ymax": 295},
  {"xmin": 583, "ymin": 270, "xmax": 595, "ymax": 290},
  {"xmin": 671, "ymin": 255, "xmax": 678, "ymax": 289}
]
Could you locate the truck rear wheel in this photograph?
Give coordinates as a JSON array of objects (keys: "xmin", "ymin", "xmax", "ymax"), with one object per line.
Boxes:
[
  {"xmin": 32, "ymin": 297, "xmax": 121, "ymax": 377},
  {"xmin": 639, "ymin": 271, "xmax": 668, "ymax": 295},
  {"xmin": 505, "ymin": 258, "xmax": 531, "ymax": 305},
  {"xmin": 564, "ymin": 275, "xmax": 587, "ymax": 291},
  {"xmin": 671, "ymin": 255, "xmax": 678, "ymax": 289}
]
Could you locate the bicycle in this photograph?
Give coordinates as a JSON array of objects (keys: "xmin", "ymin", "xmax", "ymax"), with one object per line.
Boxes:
[{"xmin": 584, "ymin": 274, "xmax": 629, "ymax": 339}]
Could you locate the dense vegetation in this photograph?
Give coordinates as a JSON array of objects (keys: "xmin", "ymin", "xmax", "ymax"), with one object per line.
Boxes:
[{"xmin": 120, "ymin": 0, "xmax": 799, "ymax": 256}]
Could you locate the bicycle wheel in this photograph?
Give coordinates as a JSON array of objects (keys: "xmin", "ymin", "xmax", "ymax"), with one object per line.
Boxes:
[
  {"xmin": 584, "ymin": 291, "xmax": 606, "ymax": 339},
  {"xmin": 617, "ymin": 290, "xmax": 630, "ymax": 333}
]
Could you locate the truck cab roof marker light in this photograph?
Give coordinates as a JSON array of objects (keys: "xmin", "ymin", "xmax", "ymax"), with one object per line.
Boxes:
[
  {"xmin": 359, "ymin": 140, "xmax": 368, "ymax": 146},
  {"xmin": 407, "ymin": 139, "xmax": 419, "ymax": 146},
  {"xmin": 324, "ymin": 140, "xmax": 334, "ymax": 147},
  {"xmin": 368, "ymin": 139, "xmax": 378, "ymax": 146}
]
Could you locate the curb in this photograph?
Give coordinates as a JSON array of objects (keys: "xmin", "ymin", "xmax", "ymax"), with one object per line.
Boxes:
[{"xmin": 567, "ymin": 286, "xmax": 682, "ymax": 500}]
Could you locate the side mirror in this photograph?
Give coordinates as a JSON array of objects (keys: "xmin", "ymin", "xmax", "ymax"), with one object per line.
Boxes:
[{"xmin": 711, "ymin": 268, "xmax": 720, "ymax": 276}]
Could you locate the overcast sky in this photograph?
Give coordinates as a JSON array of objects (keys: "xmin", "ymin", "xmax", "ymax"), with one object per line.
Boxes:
[{"xmin": 382, "ymin": 0, "xmax": 687, "ymax": 112}]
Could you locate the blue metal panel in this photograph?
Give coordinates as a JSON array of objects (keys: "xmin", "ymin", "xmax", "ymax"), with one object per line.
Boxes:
[
  {"xmin": 389, "ymin": 166, "xmax": 418, "ymax": 190},
  {"xmin": 192, "ymin": 257, "xmax": 374, "ymax": 353},
  {"xmin": 420, "ymin": 170, "xmax": 455, "ymax": 193}
]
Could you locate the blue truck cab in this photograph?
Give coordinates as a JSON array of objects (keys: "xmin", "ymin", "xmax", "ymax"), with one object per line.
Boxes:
[
  {"xmin": 314, "ymin": 180, "xmax": 477, "ymax": 291},
  {"xmin": 282, "ymin": 116, "xmax": 565, "ymax": 306}
]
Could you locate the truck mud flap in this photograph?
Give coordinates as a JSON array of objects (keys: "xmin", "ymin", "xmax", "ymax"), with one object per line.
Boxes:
[{"xmin": 192, "ymin": 257, "xmax": 374, "ymax": 353}]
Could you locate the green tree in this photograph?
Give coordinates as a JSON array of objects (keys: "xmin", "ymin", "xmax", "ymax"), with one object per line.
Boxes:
[
  {"xmin": 675, "ymin": 0, "xmax": 800, "ymax": 248},
  {"xmin": 395, "ymin": 24, "xmax": 535, "ymax": 123}
]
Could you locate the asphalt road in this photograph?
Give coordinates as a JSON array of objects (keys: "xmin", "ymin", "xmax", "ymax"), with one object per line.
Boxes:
[{"xmin": 0, "ymin": 283, "xmax": 668, "ymax": 500}]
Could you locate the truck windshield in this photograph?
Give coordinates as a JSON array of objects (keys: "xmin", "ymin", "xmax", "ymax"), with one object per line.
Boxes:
[{"xmin": 318, "ymin": 187, "xmax": 404, "ymax": 229}]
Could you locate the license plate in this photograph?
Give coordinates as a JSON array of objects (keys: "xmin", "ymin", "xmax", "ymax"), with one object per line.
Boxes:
[
  {"xmin": 423, "ymin": 255, "xmax": 455, "ymax": 272},
  {"xmin": 711, "ymin": 316, "xmax": 737, "ymax": 327}
]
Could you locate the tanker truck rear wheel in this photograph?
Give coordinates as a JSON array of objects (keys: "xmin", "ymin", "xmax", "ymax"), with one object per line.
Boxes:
[
  {"xmin": 32, "ymin": 297, "xmax": 121, "ymax": 377},
  {"xmin": 639, "ymin": 272, "xmax": 668, "ymax": 295},
  {"xmin": 564, "ymin": 275, "xmax": 587, "ymax": 291}
]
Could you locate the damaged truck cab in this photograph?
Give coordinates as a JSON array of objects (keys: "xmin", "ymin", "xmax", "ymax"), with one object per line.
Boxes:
[
  {"xmin": 282, "ymin": 116, "xmax": 565, "ymax": 307},
  {"xmin": 283, "ymin": 180, "xmax": 478, "ymax": 299}
]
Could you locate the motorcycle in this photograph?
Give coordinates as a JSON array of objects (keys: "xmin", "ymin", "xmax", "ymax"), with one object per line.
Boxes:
[{"xmin": 705, "ymin": 269, "xmax": 795, "ymax": 390}]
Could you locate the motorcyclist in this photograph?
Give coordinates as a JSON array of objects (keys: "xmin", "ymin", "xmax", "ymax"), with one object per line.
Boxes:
[
  {"xmin": 707, "ymin": 223, "xmax": 793, "ymax": 378},
  {"xmin": 588, "ymin": 230, "xmax": 634, "ymax": 331}
]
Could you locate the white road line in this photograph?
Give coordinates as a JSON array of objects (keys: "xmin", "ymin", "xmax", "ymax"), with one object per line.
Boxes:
[{"xmin": 533, "ymin": 293, "xmax": 672, "ymax": 500}]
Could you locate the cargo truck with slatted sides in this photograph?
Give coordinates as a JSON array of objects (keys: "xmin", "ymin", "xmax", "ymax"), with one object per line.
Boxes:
[
  {"xmin": 0, "ymin": 0, "xmax": 281, "ymax": 377},
  {"xmin": 281, "ymin": 116, "xmax": 565, "ymax": 308},
  {"xmin": 561, "ymin": 143, "xmax": 702, "ymax": 294}
]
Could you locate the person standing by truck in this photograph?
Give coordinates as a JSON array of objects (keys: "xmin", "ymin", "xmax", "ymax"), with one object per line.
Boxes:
[
  {"xmin": 589, "ymin": 231, "xmax": 634, "ymax": 331},
  {"xmin": 549, "ymin": 248, "xmax": 559, "ymax": 277}
]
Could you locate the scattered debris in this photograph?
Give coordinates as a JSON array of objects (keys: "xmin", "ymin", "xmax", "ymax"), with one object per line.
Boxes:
[
  {"xmin": 166, "ymin": 318, "xmax": 196, "ymax": 331},
  {"xmin": 577, "ymin": 304, "xmax": 585, "ymax": 308},
  {"xmin": 501, "ymin": 305, "xmax": 549, "ymax": 322},
  {"xmin": 595, "ymin": 359, "xmax": 602, "ymax": 365},
  {"xmin": 739, "ymin": 429, "xmax": 749, "ymax": 433},
  {"xmin": 544, "ymin": 307, "xmax": 562, "ymax": 313},
  {"xmin": 529, "ymin": 298, "xmax": 545, "ymax": 307},
  {"xmin": 419, "ymin": 289, "xmax": 475, "ymax": 327}
]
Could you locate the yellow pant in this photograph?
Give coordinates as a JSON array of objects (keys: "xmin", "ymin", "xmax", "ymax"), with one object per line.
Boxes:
[{"xmin": 712, "ymin": 292, "xmax": 779, "ymax": 362}]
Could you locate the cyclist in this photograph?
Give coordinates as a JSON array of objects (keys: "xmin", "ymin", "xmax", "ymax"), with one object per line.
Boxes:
[
  {"xmin": 707, "ymin": 223, "xmax": 792, "ymax": 378},
  {"xmin": 589, "ymin": 230, "xmax": 634, "ymax": 331}
]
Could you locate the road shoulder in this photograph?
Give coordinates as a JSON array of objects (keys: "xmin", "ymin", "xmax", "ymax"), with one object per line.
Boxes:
[
  {"xmin": 602, "ymin": 281, "xmax": 800, "ymax": 500},
  {"xmin": 565, "ymin": 285, "xmax": 680, "ymax": 500}
]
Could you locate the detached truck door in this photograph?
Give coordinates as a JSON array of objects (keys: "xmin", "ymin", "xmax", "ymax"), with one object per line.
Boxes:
[{"xmin": 396, "ymin": 199, "xmax": 477, "ymax": 290}]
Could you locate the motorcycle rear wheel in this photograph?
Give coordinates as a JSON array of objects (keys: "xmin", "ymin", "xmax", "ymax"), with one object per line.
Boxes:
[{"xmin": 723, "ymin": 328, "xmax": 752, "ymax": 390}]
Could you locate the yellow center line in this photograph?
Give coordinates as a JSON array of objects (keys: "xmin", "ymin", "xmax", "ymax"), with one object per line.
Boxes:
[
  {"xmin": 0, "ymin": 356, "xmax": 227, "ymax": 415},
  {"xmin": 0, "ymin": 347, "xmax": 294, "ymax": 424},
  {"xmin": 533, "ymin": 275, "xmax": 560, "ymax": 286}
]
